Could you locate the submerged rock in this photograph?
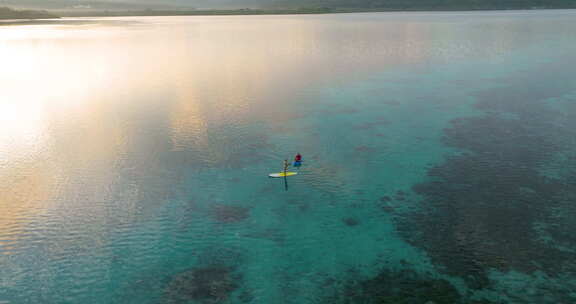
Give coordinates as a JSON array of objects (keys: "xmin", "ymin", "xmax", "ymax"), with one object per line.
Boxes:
[
  {"xmin": 355, "ymin": 145, "xmax": 376, "ymax": 153},
  {"xmin": 322, "ymin": 268, "xmax": 472, "ymax": 304},
  {"xmin": 164, "ymin": 266, "xmax": 240, "ymax": 304},
  {"xmin": 342, "ymin": 217, "xmax": 360, "ymax": 226},
  {"xmin": 379, "ymin": 196, "xmax": 392, "ymax": 202},
  {"xmin": 211, "ymin": 204, "xmax": 250, "ymax": 223},
  {"xmin": 197, "ymin": 246, "xmax": 244, "ymax": 267}
]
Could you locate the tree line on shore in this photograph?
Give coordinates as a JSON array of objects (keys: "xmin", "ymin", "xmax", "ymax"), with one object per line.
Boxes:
[
  {"xmin": 272, "ymin": 0, "xmax": 576, "ymax": 10},
  {"xmin": 0, "ymin": 7, "xmax": 59, "ymax": 19},
  {"xmin": 3, "ymin": 0, "xmax": 576, "ymax": 20}
]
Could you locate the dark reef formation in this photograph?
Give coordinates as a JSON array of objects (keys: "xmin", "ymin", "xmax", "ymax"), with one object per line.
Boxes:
[
  {"xmin": 211, "ymin": 204, "xmax": 251, "ymax": 223},
  {"xmin": 397, "ymin": 77, "xmax": 576, "ymax": 290},
  {"xmin": 164, "ymin": 247, "xmax": 244, "ymax": 303},
  {"xmin": 164, "ymin": 266, "xmax": 240, "ymax": 304},
  {"xmin": 321, "ymin": 268, "xmax": 491, "ymax": 304},
  {"xmin": 342, "ymin": 217, "xmax": 360, "ymax": 226}
]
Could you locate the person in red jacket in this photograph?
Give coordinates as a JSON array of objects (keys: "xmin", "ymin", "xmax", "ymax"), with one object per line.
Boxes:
[{"xmin": 293, "ymin": 153, "xmax": 302, "ymax": 167}]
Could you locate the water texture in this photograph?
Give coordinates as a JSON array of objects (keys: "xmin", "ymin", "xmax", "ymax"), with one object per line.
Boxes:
[{"xmin": 1, "ymin": 10, "xmax": 576, "ymax": 303}]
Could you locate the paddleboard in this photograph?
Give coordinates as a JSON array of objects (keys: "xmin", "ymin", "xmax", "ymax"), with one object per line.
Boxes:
[{"xmin": 268, "ymin": 172, "xmax": 298, "ymax": 178}]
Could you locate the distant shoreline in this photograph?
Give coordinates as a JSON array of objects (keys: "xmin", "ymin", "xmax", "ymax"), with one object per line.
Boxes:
[
  {"xmin": 56, "ymin": 7, "xmax": 576, "ymax": 18},
  {"xmin": 2, "ymin": 6, "xmax": 575, "ymax": 21},
  {"xmin": 0, "ymin": 7, "xmax": 59, "ymax": 20},
  {"xmin": 58, "ymin": 8, "xmax": 335, "ymax": 17}
]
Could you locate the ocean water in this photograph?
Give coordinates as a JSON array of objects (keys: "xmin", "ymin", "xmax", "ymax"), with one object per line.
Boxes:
[{"xmin": 1, "ymin": 10, "xmax": 576, "ymax": 303}]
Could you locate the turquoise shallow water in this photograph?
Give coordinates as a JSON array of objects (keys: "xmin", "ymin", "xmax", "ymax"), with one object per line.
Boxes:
[{"xmin": 1, "ymin": 10, "xmax": 576, "ymax": 303}]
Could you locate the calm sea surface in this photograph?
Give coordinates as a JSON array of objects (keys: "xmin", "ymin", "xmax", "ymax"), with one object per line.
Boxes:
[{"xmin": 1, "ymin": 10, "xmax": 576, "ymax": 303}]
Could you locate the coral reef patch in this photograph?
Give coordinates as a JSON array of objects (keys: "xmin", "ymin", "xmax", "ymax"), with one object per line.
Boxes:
[
  {"xmin": 164, "ymin": 266, "xmax": 240, "ymax": 304},
  {"xmin": 211, "ymin": 205, "xmax": 251, "ymax": 223},
  {"xmin": 398, "ymin": 83, "xmax": 576, "ymax": 289},
  {"xmin": 321, "ymin": 268, "xmax": 489, "ymax": 304}
]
